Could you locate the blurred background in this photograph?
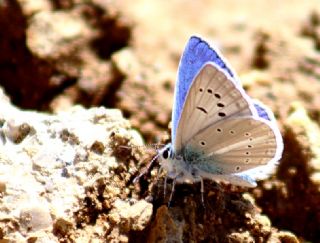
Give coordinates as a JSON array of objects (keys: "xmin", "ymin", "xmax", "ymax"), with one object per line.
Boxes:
[{"xmin": 1, "ymin": 0, "xmax": 320, "ymax": 242}]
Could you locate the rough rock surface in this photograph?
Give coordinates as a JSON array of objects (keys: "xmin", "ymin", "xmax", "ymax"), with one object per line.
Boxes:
[
  {"xmin": 0, "ymin": 88, "xmax": 152, "ymax": 242},
  {"xmin": 0, "ymin": 0, "xmax": 320, "ymax": 242}
]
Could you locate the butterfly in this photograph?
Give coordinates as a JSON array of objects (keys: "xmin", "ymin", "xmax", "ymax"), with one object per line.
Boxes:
[{"xmin": 135, "ymin": 36, "xmax": 283, "ymax": 202}]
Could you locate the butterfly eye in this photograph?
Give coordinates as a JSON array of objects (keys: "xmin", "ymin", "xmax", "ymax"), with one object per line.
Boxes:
[{"xmin": 162, "ymin": 148, "xmax": 170, "ymax": 159}]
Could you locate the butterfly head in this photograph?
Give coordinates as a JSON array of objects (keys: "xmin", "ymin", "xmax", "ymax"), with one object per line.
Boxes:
[
  {"xmin": 159, "ymin": 144, "xmax": 173, "ymax": 160},
  {"xmin": 158, "ymin": 144, "xmax": 175, "ymax": 172},
  {"xmin": 159, "ymin": 144, "xmax": 201, "ymax": 183}
]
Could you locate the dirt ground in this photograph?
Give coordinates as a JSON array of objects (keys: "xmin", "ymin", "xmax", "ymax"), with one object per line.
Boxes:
[{"xmin": 1, "ymin": 0, "xmax": 320, "ymax": 242}]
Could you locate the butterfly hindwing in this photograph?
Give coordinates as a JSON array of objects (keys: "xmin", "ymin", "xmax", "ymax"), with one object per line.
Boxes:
[
  {"xmin": 252, "ymin": 99, "xmax": 278, "ymax": 122},
  {"xmin": 186, "ymin": 116, "xmax": 282, "ymax": 174}
]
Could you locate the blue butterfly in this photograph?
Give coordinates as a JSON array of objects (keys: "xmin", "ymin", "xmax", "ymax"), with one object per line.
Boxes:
[{"xmin": 137, "ymin": 36, "xmax": 283, "ymax": 202}]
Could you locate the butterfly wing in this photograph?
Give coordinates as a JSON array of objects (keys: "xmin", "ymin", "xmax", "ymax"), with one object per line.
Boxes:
[
  {"xmin": 174, "ymin": 63, "xmax": 283, "ymax": 183},
  {"xmin": 170, "ymin": 36, "xmax": 283, "ymax": 186},
  {"xmin": 252, "ymin": 99, "xmax": 276, "ymax": 122},
  {"xmin": 174, "ymin": 62, "xmax": 257, "ymax": 152},
  {"xmin": 186, "ymin": 116, "xmax": 283, "ymax": 174},
  {"xmin": 172, "ymin": 36, "xmax": 241, "ymax": 149},
  {"xmin": 233, "ymin": 100, "xmax": 283, "ymax": 181}
]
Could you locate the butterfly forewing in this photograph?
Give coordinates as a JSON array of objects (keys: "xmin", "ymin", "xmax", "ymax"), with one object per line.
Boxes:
[
  {"xmin": 187, "ymin": 117, "xmax": 279, "ymax": 173},
  {"xmin": 172, "ymin": 36, "xmax": 239, "ymax": 147},
  {"xmin": 174, "ymin": 63, "xmax": 255, "ymax": 152}
]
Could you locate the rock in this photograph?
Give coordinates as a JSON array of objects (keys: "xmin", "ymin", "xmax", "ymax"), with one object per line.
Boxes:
[
  {"xmin": 19, "ymin": 0, "xmax": 52, "ymax": 16},
  {"xmin": 147, "ymin": 206, "xmax": 184, "ymax": 243},
  {"xmin": 0, "ymin": 87, "xmax": 147, "ymax": 241},
  {"xmin": 286, "ymin": 102, "xmax": 320, "ymax": 181},
  {"xmin": 19, "ymin": 203, "xmax": 52, "ymax": 232},
  {"xmin": 27, "ymin": 11, "xmax": 89, "ymax": 59},
  {"xmin": 108, "ymin": 199, "xmax": 153, "ymax": 232}
]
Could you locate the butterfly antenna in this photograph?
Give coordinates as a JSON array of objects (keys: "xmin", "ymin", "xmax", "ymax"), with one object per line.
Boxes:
[
  {"xmin": 133, "ymin": 152, "xmax": 161, "ymax": 184},
  {"xmin": 118, "ymin": 145, "xmax": 131, "ymax": 149}
]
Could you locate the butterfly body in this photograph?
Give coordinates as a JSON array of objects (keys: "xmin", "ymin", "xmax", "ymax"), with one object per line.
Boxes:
[
  {"xmin": 158, "ymin": 36, "xmax": 283, "ymax": 188},
  {"xmin": 160, "ymin": 143, "xmax": 224, "ymax": 184}
]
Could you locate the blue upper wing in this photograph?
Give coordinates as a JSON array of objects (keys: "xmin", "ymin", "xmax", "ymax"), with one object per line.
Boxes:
[
  {"xmin": 254, "ymin": 103, "xmax": 271, "ymax": 121},
  {"xmin": 252, "ymin": 100, "xmax": 276, "ymax": 122},
  {"xmin": 171, "ymin": 36, "xmax": 238, "ymax": 144}
]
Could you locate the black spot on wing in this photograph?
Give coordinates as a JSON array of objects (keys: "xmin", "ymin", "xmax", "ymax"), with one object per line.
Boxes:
[{"xmin": 197, "ymin": 106, "xmax": 208, "ymax": 114}]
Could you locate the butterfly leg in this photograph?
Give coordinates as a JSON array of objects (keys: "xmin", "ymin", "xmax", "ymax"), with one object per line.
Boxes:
[
  {"xmin": 200, "ymin": 177, "xmax": 205, "ymax": 207},
  {"xmin": 164, "ymin": 175, "xmax": 168, "ymax": 199},
  {"xmin": 156, "ymin": 166, "xmax": 164, "ymax": 182},
  {"xmin": 193, "ymin": 174, "xmax": 205, "ymax": 207},
  {"xmin": 168, "ymin": 177, "xmax": 177, "ymax": 207}
]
